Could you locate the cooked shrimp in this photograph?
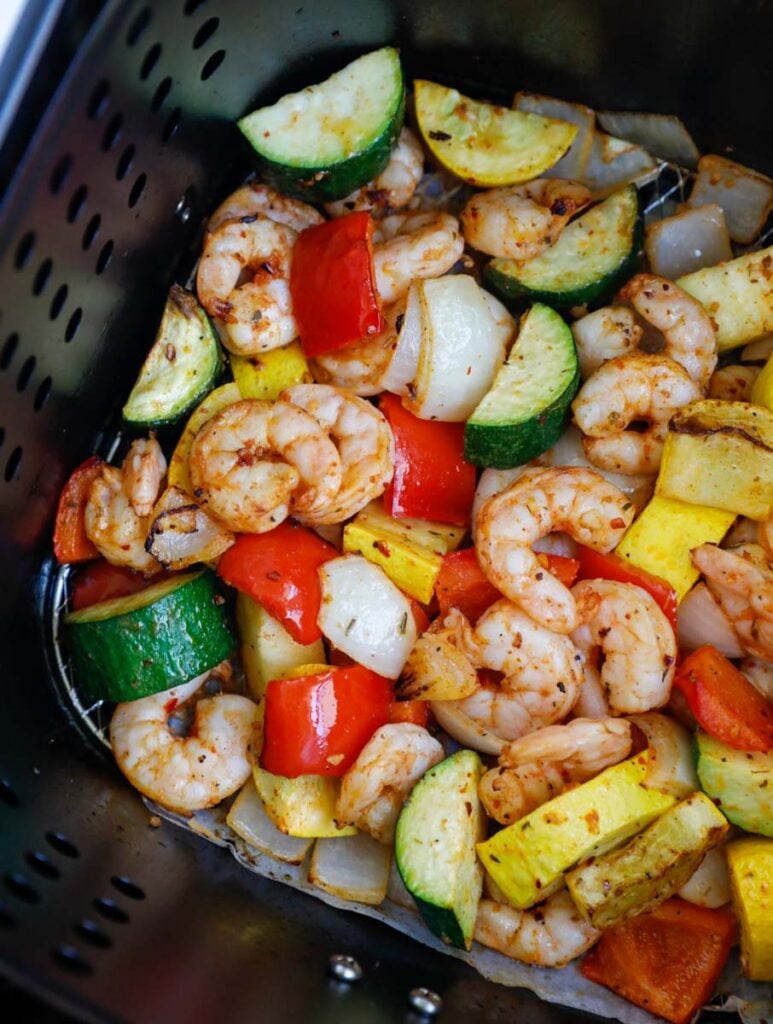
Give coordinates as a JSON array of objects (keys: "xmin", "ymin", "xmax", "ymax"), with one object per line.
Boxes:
[
  {"xmin": 188, "ymin": 399, "xmax": 342, "ymax": 533},
  {"xmin": 571, "ymin": 306, "xmax": 643, "ymax": 379},
  {"xmin": 571, "ymin": 580, "xmax": 676, "ymax": 713},
  {"xmin": 372, "ymin": 211, "xmax": 463, "ymax": 303},
  {"xmin": 475, "ymin": 891, "xmax": 601, "ymax": 967},
  {"xmin": 196, "ymin": 217, "xmax": 297, "ymax": 355},
  {"xmin": 122, "ymin": 437, "xmax": 167, "ymax": 518},
  {"xmin": 281, "ymin": 384, "xmax": 394, "ymax": 524},
  {"xmin": 620, "ymin": 274, "xmax": 718, "ymax": 387},
  {"xmin": 572, "ymin": 353, "xmax": 702, "ymax": 475},
  {"xmin": 208, "ymin": 181, "xmax": 323, "ymax": 233},
  {"xmin": 84, "ymin": 465, "xmax": 159, "ymax": 574},
  {"xmin": 110, "ymin": 674, "xmax": 260, "ymax": 814},
  {"xmin": 335, "ymin": 723, "xmax": 444, "ymax": 843},
  {"xmin": 475, "ymin": 467, "xmax": 634, "ymax": 633},
  {"xmin": 709, "ymin": 364, "xmax": 759, "ymax": 402},
  {"xmin": 692, "ymin": 543, "xmax": 773, "ymax": 660},
  {"xmin": 325, "ymin": 128, "xmax": 424, "ymax": 218},
  {"xmin": 461, "ymin": 179, "xmax": 590, "ymax": 260},
  {"xmin": 310, "ymin": 299, "xmax": 405, "ymax": 397}
]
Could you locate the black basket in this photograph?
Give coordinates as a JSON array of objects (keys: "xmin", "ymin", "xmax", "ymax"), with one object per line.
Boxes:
[{"xmin": 0, "ymin": 1, "xmax": 770, "ymax": 1021}]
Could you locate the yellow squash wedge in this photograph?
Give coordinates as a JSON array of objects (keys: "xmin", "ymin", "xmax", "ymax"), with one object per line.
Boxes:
[
  {"xmin": 230, "ymin": 340, "xmax": 311, "ymax": 401},
  {"xmin": 751, "ymin": 353, "xmax": 773, "ymax": 411},
  {"xmin": 167, "ymin": 382, "xmax": 241, "ymax": 493},
  {"xmin": 727, "ymin": 837, "xmax": 773, "ymax": 981},
  {"xmin": 252, "ymin": 768, "xmax": 356, "ymax": 839}
]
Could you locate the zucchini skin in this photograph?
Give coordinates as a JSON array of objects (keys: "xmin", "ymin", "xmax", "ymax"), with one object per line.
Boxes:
[{"xmin": 411, "ymin": 894, "xmax": 466, "ymax": 949}]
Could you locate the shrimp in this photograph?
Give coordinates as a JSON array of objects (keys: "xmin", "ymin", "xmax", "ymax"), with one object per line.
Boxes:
[
  {"xmin": 335, "ymin": 723, "xmax": 444, "ymax": 843},
  {"xmin": 196, "ymin": 217, "xmax": 298, "ymax": 355},
  {"xmin": 188, "ymin": 399, "xmax": 342, "ymax": 533},
  {"xmin": 84, "ymin": 465, "xmax": 160, "ymax": 574},
  {"xmin": 208, "ymin": 181, "xmax": 323, "ymax": 233},
  {"xmin": 572, "ymin": 353, "xmax": 702, "ymax": 475},
  {"xmin": 460, "ymin": 179, "xmax": 590, "ymax": 260},
  {"xmin": 325, "ymin": 128, "xmax": 425, "ymax": 218},
  {"xmin": 110, "ymin": 674, "xmax": 260, "ymax": 814},
  {"xmin": 571, "ymin": 306, "xmax": 643, "ymax": 379},
  {"xmin": 620, "ymin": 274, "xmax": 718, "ymax": 388},
  {"xmin": 121, "ymin": 436, "xmax": 167, "ymax": 517},
  {"xmin": 475, "ymin": 891, "xmax": 600, "ymax": 967},
  {"xmin": 475, "ymin": 467, "xmax": 634, "ymax": 633},
  {"xmin": 372, "ymin": 211, "xmax": 464, "ymax": 303},
  {"xmin": 310, "ymin": 299, "xmax": 405, "ymax": 397},
  {"xmin": 571, "ymin": 579, "xmax": 676, "ymax": 713},
  {"xmin": 692, "ymin": 543, "xmax": 773, "ymax": 660},
  {"xmin": 281, "ymin": 384, "xmax": 394, "ymax": 524},
  {"xmin": 709, "ymin": 364, "xmax": 760, "ymax": 402}
]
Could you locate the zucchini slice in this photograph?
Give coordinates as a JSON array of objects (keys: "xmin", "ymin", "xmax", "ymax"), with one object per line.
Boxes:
[
  {"xmin": 465, "ymin": 303, "xmax": 579, "ymax": 467},
  {"xmin": 484, "ymin": 186, "xmax": 642, "ymax": 310},
  {"xmin": 238, "ymin": 48, "xmax": 405, "ymax": 202},
  {"xmin": 395, "ymin": 749, "xmax": 484, "ymax": 950},
  {"xmin": 123, "ymin": 286, "xmax": 223, "ymax": 428},
  {"xmin": 65, "ymin": 571, "xmax": 235, "ymax": 702},
  {"xmin": 696, "ymin": 732, "xmax": 773, "ymax": 837}
]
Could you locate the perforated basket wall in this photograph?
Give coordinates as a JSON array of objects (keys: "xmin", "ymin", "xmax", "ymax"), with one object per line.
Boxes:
[{"xmin": 0, "ymin": 1, "xmax": 770, "ymax": 1021}]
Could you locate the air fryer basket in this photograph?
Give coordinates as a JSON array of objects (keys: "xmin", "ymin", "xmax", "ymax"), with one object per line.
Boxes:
[{"xmin": 0, "ymin": 1, "xmax": 770, "ymax": 1020}]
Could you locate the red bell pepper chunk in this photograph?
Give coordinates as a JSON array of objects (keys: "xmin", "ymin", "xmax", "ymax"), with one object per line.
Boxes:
[
  {"xmin": 70, "ymin": 560, "xmax": 156, "ymax": 611},
  {"xmin": 53, "ymin": 456, "xmax": 105, "ymax": 564},
  {"xmin": 262, "ymin": 665, "xmax": 393, "ymax": 777},
  {"xmin": 290, "ymin": 211, "xmax": 384, "ymax": 357},
  {"xmin": 576, "ymin": 544, "xmax": 678, "ymax": 633},
  {"xmin": 537, "ymin": 552, "xmax": 580, "ymax": 588},
  {"xmin": 674, "ymin": 645, "xmax": 773, "ymax": 751},
  {"xmin": 389, "ymin": 700, "xmax": 429, "ymax": 727},
  {"xmin": 581, "ymin": 898, "xmax": 736, "ymax": 1024},
  {"xmin": 379, "ymin": 394, "xmax": 477, "ymax": 526},
  {"xmin": 217, "ymin": 522, "xmax": 337, "ymax": 645},
  {"xmin": 436, "ymin": 547, "xmax": 501, "ymax": 623}
]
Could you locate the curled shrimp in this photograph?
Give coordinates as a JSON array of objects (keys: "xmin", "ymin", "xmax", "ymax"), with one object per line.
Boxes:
[
  {"xmin": 110, "ymin": 674, "xmax": 260, "ymax": 814},
  {"xmin": 475, "ymin": 891, "xmax": 600, "ymax": 967},
  {"xmin": 572, "ymin": 353, "xmax": 702, "ymax": 475},
  {"xmin": 571, "ymin": 579, "xmax": 676, "ymax": 713},
  {"xmin": 709, "ymin": 365, "xmax": 760, "ymax": 402},
  {"xmin": 310, "ymin": 299, "xmax": 405, "ymax": 397},
  {"xmin": 475, "ymin": 467, "xmax": 634, "ymax": 634},
  {"xmin": 325, "ymin": 128, "xmax": 425, "ymax": 218},
  {"xmin": 571, "ymin": 306, "xmax": 643, "ymax": 379},
  {"xmin": 335, "ymin": 723, "xmax": 444, "ymax": 843},
  {"xmin": 620, "ymin": 274, "xmax": 718, "ymax": 388},
  {"xmin": 460, "ymin": 179, "xmax": 590, "ymax": 260},
  {"xmin": 122, "ymin": 436, "xmax": 167, "ymax": 517},
  {"xmin": 372, "ymin": 211, "xmax": 464, "ymax": 303},
  {"xmin": 208, "ymin": 181, "xmax": 323, "ymax": 234},
  {"xmin": 196, "ymin": 217, "xmax": 298, "ymax": 355},
  {"xmin": 692, "ymin": 543, "xmax": 773, "ymax": 660},
  {"xmin": 281, "ymin": 384, "xmax": 394, "ymax": 524},
  {"xmin": 188, "ymin": 399, "xmax": 342, "ymax": 533}
]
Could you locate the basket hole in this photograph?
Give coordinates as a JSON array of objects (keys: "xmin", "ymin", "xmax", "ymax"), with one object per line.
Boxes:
[
  {"xmin": 93, "ymin": 897, "xmax": 129, "ymax": 923},
  {"xmin": 14, "ymin": 231, "xmax": 35, "ymax": 270},
  {"xmin": 200, "ymin": 49, "xmax": 225, "ymax": 81},
  {"xmin": 4, "ymin": 873, "xmax": 39, "ymax": 903},
  {"xmin": 82, "ymin": 214, "xmax": 101, "ymax": 250},
  {"xmin": 75, "ymin": 919, "xmax": 112, "ymax": 949},
  {"xmin": 87, "ymin": 79, "xmax": 110, "ymax": 119},
  {"xmin": 111, "ymin": 876, "xmax": 145, "ymax": 901},
  {"xmin": 45, "ymin": 832, "xmax": 80, "ymax": 858},
  {"xmin": 116, "ymin": 144, "xmax": 135, "ymax": 181},
  {"xmin": 16, "ymin": 356, "xmax": 36, "ymax": 393},
  {"xmin": 96, "ymin": 241, "xmax": 114, "ymax": 275},
  {"xmin": 151, "ymin": 76, "xmax": 172, "ymax": 112},
  {"xmin": 32, "ymin": 258, "xmax": 53, "ymax": 295},
  {"xmin": 34, "ymin": 377, "xmax": 52, "ymax": 412},
  {"xmin": 64, "ymin": 308, "xmax": 82, "ymax": 343},
  {"xmin": 0, "ymin": 902, "xmax": 18, "ymax": 929},
  {"xmin": 162, "ymin": 107, "xmax": 181, "ymax": 142},
  {"xmin": 192, "ymin": 16, "xmax": 219, "ymax": 49},
  {"xmin": 102, "ymin": 113, "xmax": 123, "ymax": 152},
  {"xmin": 128, "ymin": 173, "xmax": 147, "ymax": 208},
  {"xmin": 52, "ymin": 945, "xmax": 93, "ymax": 976},
  {"xmin": 140, "ymin": 42, "xmax": 162, "ymax": 81},
  {"xmin": 0, "ymin": 778, "xmax": 19, "ymax": 807},
  {"xmin": 183, "ymin": 0, "xmax": 208, "ymax": 13},
  {"xmin": 50, "ymin": 284, "xmax": 68, "ymax": 320},
  {"xmin": 25, "ymin": 850, "xmax": 61, "ymax": 880},
  {"xmin": 1, "ymin": 333, "xmax": 19, "ymax": 370},
  {"xmin": 4, "ymin": 447, "xmax": 22, "ymax": 482},
  {"xmin": 67, "ymin": 185, "xmax": 88, "ymax": 223},
  {"xmin": 49, "ymin": 154, "xmax": 73, "ymax": 195},
  {"xmin": 126, "ymin": 6, "xmax": 151, "ymax": 46}
]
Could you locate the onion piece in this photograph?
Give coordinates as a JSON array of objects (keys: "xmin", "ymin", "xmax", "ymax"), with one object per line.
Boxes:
[
  {"xmin": 596, "ymin": 110, "xmax": 699, "ymax": 169},
  {"xmin": 740, "ymin": 336, "xmax": 773, "ymax": 364},
  {"xmin": 429, "ymin": 700, "xmax": 505, "ymax": 756},
  {"xmin": 740, "ymin": 657, "xmax": 773, "ymax": 700},
  {"xmin": 396, "ymin": 635, "xmax": 479, "ymax": 701},
  {"xmin": 379, "ymin": 283, "xmax": 422, "ymax": 395},
  {"xmin": 146, "ymin": 486, "xmax": 234, "ymax": 570},
  {"xmin": 309, "ymin": 831, "xmax": 391, "ymax": 905},
  {"xmin": 582, "ymin": 131, "xmax": 658, "ymax": 197},
  {"xmin": 226, "ymin": 780, "xmax": 312, "ymax": 865},
  {"xmin": 630, "ymin": 711, "xmax": 699, "ymax": 798},
  {"xmin": 677, "ymin": 582, "xmax": 745, "ymax": 658},
  {"xmin": 386, "ymin": 857, "xmax": 417, "ymax": 910},
  {"xmin": 513, "ymin": 92, "xmax": 596, "ymax": 181},
  {"xmin": 688, "ymin": 154, "xmax": 773, "ymax": 244},
  {"xmin": 677, "ymin": 843, "xmax": 731, "ymax": 909},
  {"xmin": 318, "ymin": 555, "xmax": 417, "ymax": 679},
  {"xmin": 645, "ymin": 204, "xmax": 732, "ymax": 280}
]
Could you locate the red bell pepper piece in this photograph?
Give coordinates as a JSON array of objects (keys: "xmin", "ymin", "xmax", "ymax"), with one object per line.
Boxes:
[
  {"xmin": 217, "ymin": 522, "xmax": 337, "ymax": 645},
  {"xmin": 581, "ymin": 898, "xmax": 736, "ymax": 1024},
  {"xmin": 262, "ymin": 665, "xmax": 392, "ymax": 777},
  {"xmin": 389, "ymin": 700, "xmax": 429, "ymax": 727},
  {"xmin": 70, "ymin": 560, "xmax": 155, "ymax": 611},
  {"xmin": 576, "ymin": 544, "xmax": 678, "ymax": 633},
  {"xmin": 436, "ymin": 547, "xmax": 501, "ymax": 623},
  {"xmin": 290, "ymin": 211, "xmax": 384, "ymax": 357},
  {"xmin": 53, "ymin": 455, "xmax": 105, "ymax": 564},
  {"xmin": 379, "ymin": 394, "xmax": 476, "ymax": 525},
  {"xmin": 674, "ymin": 645, "xmax": 773, "ymax": 751},
  {"xmin": 537, "ymin": 552, "xmax": 580, "ymax": 588}
]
